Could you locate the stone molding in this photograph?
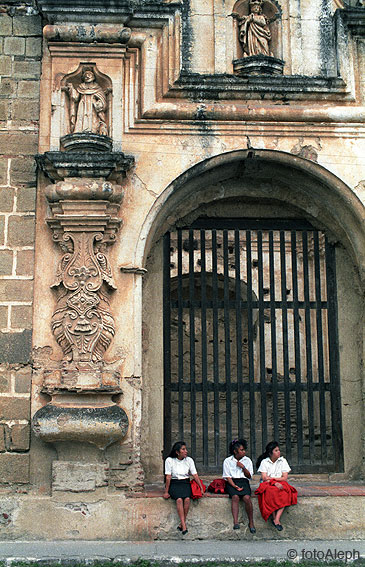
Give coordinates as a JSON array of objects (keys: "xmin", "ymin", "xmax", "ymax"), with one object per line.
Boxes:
[
  {"xmin": 38, "ymin": 0, "xmax": 355, "ymax": 125},
  {"xmin": 36, "ymin": 152, "xmax": 135, "ymax": 182},
  {"xmin": 338, "ymin": 7, "xmax": 365, "ymax": 37},
  {"xmin": 43, "ymin": 24, "xmax": 131, "ymax": 44}
]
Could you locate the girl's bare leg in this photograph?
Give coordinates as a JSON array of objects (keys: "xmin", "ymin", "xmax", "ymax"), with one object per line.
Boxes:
[
  {"xmin": 243, "ymin": 495, "xmax": 255, "ymax": 528},
  {"xmin": 176, "ymin": 498, "xmax": 186, "ymax": 531},
  {"xmin": 183, "ymin": 497, "xmax": 190, "ymax": 524},
  {"xmin": 274, "ymin": 507, "xmax": 285, "ymax": 525},
  {"xmin": 231, "ymin": 494, "xmax": 240, "ymax": 525}
]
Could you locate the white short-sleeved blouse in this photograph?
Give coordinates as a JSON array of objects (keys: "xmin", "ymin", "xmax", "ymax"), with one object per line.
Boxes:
[
  {"xmin": 222, "ymin": 455, "xmax": 254, "ymax": 480},
  {"xmin": 164, "ymin": 456, "xmax": 197, "ymax": 479},
  {"xmin": 257, "ymin": 456, "xmax": 291, "ymax": 478}
]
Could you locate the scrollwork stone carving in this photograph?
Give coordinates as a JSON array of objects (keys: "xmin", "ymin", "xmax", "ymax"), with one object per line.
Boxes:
[{"xmin": 45, "ymin": 179, "xmax": 123, "ymax": 385}]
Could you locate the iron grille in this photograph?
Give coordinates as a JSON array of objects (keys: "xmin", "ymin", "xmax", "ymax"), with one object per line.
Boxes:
[{"xmin": 163, "ymin": 219, "xmax": 343, "ymax": 473}]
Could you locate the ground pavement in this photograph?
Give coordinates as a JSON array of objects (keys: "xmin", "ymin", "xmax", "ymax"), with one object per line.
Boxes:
[{"xmin": 0, "ymin": 540, "xmax": 364, "ymax": 563}]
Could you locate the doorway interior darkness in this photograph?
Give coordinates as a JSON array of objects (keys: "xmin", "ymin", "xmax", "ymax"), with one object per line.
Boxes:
[{"xmin": 163, "ymin": 218, "xmax": 344, "ymax": 473}]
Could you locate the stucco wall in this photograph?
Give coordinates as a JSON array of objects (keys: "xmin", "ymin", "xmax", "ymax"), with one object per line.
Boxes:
[{"xmin": 0, "ymin": 0, "xmax": 364, "ymax": 500}]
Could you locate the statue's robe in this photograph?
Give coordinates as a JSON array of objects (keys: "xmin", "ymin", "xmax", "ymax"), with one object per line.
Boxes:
[
  {"xmin": 69, "ymin": 82, "xmax": 108, "ymax": 135},
  {"xmin": 240, "ymin": 14, "xmax": 271, "ymax": 57}
]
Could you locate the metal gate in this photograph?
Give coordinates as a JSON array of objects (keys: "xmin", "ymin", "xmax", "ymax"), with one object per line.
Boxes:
[{"xmin": 163, "ymin": 218, "xmax": 343, "ymax": 473}]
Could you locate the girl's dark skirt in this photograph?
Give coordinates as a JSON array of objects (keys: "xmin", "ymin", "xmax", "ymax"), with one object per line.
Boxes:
[
  {"xmin": 168, "ymin": 478, "xmax": 192, "ymax": 500},
  {"xmin": 226, "ymin": 478, "xmax": 251, "ymax": 498}
]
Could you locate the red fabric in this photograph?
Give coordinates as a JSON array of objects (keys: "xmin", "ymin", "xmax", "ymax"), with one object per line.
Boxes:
[
  {"xmin": 190, "ymin": 479, "xmax": 206, "ymax": 499},
  {"xmin": 207, "ymin": 479, "xmax": 227, "ymax": 494},
  {"xmin": 254, "ymin": 480, "xmax": 297, "ymax": 521}
]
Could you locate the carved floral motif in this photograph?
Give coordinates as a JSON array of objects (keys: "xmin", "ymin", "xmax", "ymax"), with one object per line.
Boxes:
[
  {"xmin": 45, "ymin": 181, "xmax": 123, "ymax": 380},
  {"xmin": 51, "ymin": 232, "xmax": 116, "ymax": 366}
]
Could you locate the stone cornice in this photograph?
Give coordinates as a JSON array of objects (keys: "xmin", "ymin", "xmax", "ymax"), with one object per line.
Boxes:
[
  {"xmin": 339, "ymin": 7, "xmax": 365, "ymax": 37},
  {"xmin": 36, "ymin": 0, "xmax": 181, "ymax": 24},
  {"xmin": 169, "ymin": 73, "xmax": 348, "ymax": 101},
  {"xmin": 36, "ymin": 152, "xmax": 135, "ymax": 183}
]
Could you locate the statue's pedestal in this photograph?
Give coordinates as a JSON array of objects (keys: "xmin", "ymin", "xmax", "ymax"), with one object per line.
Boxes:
[
  {"xmin": 233, "ymin": 55, "xmax": 285, "ymax": 76},
  {"xmin": 61, "ymin": 133, "xmax": 112, "ymax": 153},
  {"xmin": 33, "ymin": 138, "xmax": 135, "ymax": 494}
]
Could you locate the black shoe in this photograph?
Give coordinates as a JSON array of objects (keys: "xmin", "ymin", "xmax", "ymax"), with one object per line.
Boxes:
[
  {"xmin": 233, "ymin": 523, "xmax": 240, "ymax": 530},
  {"xmin": 275, "ymin": 523, "xmax": 283, "ymax": 531},
  {"xmin": 249, "ymin": 526, "xmax": 256, "ymax": 534},
  {"xmin": 182, "ymin": 529, "xmax": 188, "ymax": 535},
  {"xmin": 177, "ymin": 526, "xmax": 182, "ymax": 531}
]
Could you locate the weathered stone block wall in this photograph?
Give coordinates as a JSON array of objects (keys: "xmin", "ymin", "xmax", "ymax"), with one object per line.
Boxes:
[{"xmin": 0, "ymin": 1, "xmax": 41, "ymax": 486}]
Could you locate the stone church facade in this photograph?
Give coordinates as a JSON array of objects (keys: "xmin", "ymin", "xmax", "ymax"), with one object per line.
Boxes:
[{"xmin": 0, "ymin": 0, "xmax": 364, "ymax": 539}]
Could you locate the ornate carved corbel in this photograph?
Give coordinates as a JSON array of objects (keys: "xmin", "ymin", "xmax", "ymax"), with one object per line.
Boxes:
[
  {"xmin": 45, "ymin": 179, "xmax": 123, "ymax": 387},
  {"xmin": 33, "ymin": 139, "xmax": 134, "ymax": 458}
]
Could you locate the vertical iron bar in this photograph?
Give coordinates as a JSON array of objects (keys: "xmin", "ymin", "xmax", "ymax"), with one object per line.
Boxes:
[
  {"xmin": 325, "ymin": 239, "xmax": 344, "ymax": 471},
  {"xmin": 257, "ymin": 230, "xmax": 267, "ymax": 451},
  {"xmin": 291, "ymin": 231, "xmax": 303, "ymax": 463},
  {"xmin": 188, "ymin": 229, "xmax": 196, "ymax": 457},
  {"xmin": 280, "ymin": 231, "xmax": 291, "ymax": 461},
  {"xmin": 269, "ymin": 231, "xmax": 279, "ymax": 441},
  {"xmin": 212, "ymin": 230, "xmax": 220, "ymax": 466},
  {"xmin": 313, "ymin": 231, "xmax": 327, "ymax": 462},
  {"xmin": 163, "ymin": 232, "xmax": 172, "ymax": 455},
  {"xmin": 200, "ymin": 229, "xmax": 209, "ymax": 466},
  {"xmin": 302, "ymin": 231, "xmax": 315, "ymax": 462},
  {"xmin": 177, "ymin": 229, "xmax": 184, "ymax": 440},
  {"xmin": 223, "ymin": 230, "xmax": 232, "ymax": 446},
  {"xmin": 235, "ymin": 230, "xmax": 243, "ymax": 437},
  {"xmin": 246, "ymin": 230, "xmax": 256, "ymax": 459}
]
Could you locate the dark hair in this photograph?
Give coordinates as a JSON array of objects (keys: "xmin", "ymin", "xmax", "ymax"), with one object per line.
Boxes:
[
  {"xmin": 256, "ymin": 440, "xmax": 279, "ymax": 469},
  {"xmin": 229, "ymin": 438, "xmax": 248, "ymax": 455},
  {"xmin": 167, "ymin": 441, "xmax": 186, "ymax": 459}
]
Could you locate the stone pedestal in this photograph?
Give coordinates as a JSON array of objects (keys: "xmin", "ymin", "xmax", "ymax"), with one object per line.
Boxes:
[
  {"xmin": 33, "ymin": 144, "xmax": 134, "ymax": 493},
  {"xmin": 233, "ymin": 55, "xmax": 285, "ymax": 76}
]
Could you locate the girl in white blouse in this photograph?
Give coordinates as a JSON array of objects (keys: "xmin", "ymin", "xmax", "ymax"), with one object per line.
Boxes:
[
  {"xmin": 255, "ymin": 440, "xmax": 297, "ymax": 531},
  {"xmin": 163, "ymin": 441, "xmax": 204, "ymax": 535},
  {"xmin": 222, "ymin": 439, "xmax": 256, "ymax": 533}
]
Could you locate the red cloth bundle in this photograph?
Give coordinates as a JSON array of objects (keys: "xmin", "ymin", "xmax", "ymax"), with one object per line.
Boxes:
[
  {"xmin": 207, "ymin": 479, "xmax": 227, "ymax": 494},
  {"xmin": 254, "ymin": 480, "xmax": 297, "ymax": 521},
  {"xmin": 190, "ymin": 479, "xmax": 206, "ymax": 499}
]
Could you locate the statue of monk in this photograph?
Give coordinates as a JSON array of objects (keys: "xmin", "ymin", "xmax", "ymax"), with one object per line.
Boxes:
[
  {"xmin": 238, "ymin": 0, "xmax": 272, "ymax": 57},
  {"xmin": 66, "ymin": 67, "xmax": 108, "ymax": 136}
]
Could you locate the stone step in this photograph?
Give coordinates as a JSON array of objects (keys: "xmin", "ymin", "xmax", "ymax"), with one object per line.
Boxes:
[{"xmin": 0, "ymin": 486, "xmax": 364, "ymax": 541}]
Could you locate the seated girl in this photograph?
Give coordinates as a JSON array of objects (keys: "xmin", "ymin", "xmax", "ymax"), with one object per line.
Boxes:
[
  {"xmin": 223, "ymin": 438, "xmax": 256, "ymax": 533},
  {"xmin": 163, "ymin": 441, "xmax": 204, "ymax": 535},
  {"xmin": 255, "ymin": 440, "xmax": 297, "ymax": 531}
]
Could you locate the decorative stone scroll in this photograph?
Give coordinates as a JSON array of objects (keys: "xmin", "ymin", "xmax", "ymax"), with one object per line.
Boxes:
[
  {"xmin": 35, "ymin": 140, "xmax": 134, "ymax": 391},
  {"xmin": 44, "ymin": 178, "xmax": 122, "ymax": 387},
  {"xmin": 33, "ymin": 149, "xmax": 134, "ymax": 467}
]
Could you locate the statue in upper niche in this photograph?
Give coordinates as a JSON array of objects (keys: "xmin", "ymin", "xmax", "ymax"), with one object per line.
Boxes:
[
  {"xmin": 66, "ymin": 66, "xmax": 109, "ymax": 136},
  {"xmin": 238, "ymin": 0, "xmax": 272, "ymax": 57}
]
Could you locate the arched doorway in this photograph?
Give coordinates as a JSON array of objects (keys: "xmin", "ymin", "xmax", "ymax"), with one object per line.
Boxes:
[
  {"xmin": 140, "ymin": 150, "xmax": 365, "ymax": 480},
  {"xmin": 163, "ymin": 218, "xmax": 342, "ymax": 473}
]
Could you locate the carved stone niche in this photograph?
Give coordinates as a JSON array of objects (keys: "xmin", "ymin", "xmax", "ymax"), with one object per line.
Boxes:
[
  {"xmin": 232, "ymin": 0, "xmax": 284, "ymax": 76},
  {"xmin": 60, "ymin": 63, "xmax": 113, "ymax": 152}
]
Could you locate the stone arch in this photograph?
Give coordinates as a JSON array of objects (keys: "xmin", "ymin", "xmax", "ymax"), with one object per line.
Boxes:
[
  {"xmin": 140, "ymin": 149, "xmax": 365, "ymax": 480},
  {"xmin": 137, "ymin": 149, "xmax": 365, "ymax": 284}
]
